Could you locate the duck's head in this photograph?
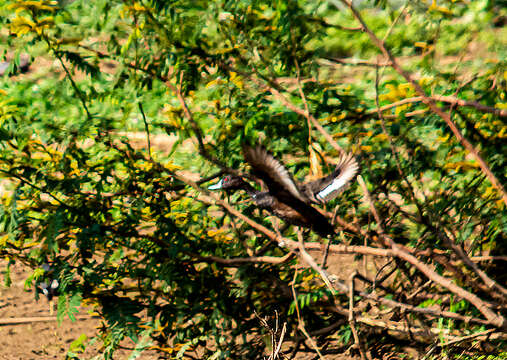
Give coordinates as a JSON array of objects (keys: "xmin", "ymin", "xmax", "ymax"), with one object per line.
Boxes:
[{"xmin": 208, "ymin": 175, "xmax": 247, "ymax": 191}]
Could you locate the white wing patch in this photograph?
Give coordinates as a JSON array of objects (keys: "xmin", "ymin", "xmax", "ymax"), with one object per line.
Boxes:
[
  {"xmin": 208, "ymin": 178, "xmax": 224, "ymax": 190},
  {"xmin": 316, "ymin": 154, "xmax": 358, "ymax": 202}
]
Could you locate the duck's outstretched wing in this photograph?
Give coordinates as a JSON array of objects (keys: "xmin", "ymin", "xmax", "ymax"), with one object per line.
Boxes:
[
  {"xmin": 242, "ymin": 145, "xmax": 307, "ymax": 202},
  {"xmin": 303, "ymin": 152, "xmax": 359, "ymax": 203},
  {"xmin": 243, "ymin": 145, "xmax": 335, "ymax": 236}
]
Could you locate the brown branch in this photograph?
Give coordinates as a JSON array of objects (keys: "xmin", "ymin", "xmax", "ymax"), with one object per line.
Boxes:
[
  {"xmin": 366, "ymin": 95, "xmax": 507, "ymax": 117},
  {"xmin": 0, "ymin": 315, "xmax": 94, "ymax": 326},
  {"xmin": 436, "ymin": 329, "xmax": 499, "ymax": 348},
  {"xmin": 171, "ymin": 166, "xmax": 503, "ymax": 327},
  {"xmin": 434, "ymin": 95, "xmax": 507, "ymax": 118},
  {"xmin": 470, "ymin": 256, "xmax": 507, "ymax": 262},
  {"xmin": 337, "ymin": 0, "xmax": 507, "ymax": 206},
  {"xmin": 356, "ymin": 176, "xmax": 505, "ymax": 328},
  {"xmin": 193, "ymin": 252, "xmax": 295, "ymax": 266},
  {"xmin": 348, "ymin": 272, "xmax": 370, "ymax": 360},
  {"xmin": 322, "ymin": 57, "xmax": 392, "ymax": 67},
  {"xmin": 291, "ymin": 266, "xmax": 325, "ymax": 360},
  {"xmin": 358, "ymin": 290, "xmax": 491, "ymax": 326},
  {"xmin": 438, "ymin": 230, "xmax": 507, "ymax": 297}
]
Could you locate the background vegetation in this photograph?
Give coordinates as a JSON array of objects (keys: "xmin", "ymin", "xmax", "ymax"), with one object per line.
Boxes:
[{"xmin": 0, "ymin": 0, "xmax": 506, "ymax": 358}]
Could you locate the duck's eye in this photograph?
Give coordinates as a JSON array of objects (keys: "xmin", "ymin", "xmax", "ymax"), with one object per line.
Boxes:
[{"xmin": 224, "ymin": 176, "xmax": 230, "ymax": 182}]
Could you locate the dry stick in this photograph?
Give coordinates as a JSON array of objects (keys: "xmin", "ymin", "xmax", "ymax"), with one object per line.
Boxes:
[
  {"xmin": 348, "ymin": 271, "xmax": 369, "ymax": 360},
  {"xmin": 470, "ymin": 256, "xmax": 507, "ymax": 262},
  {"xmin": 194, "ymin": 252, "xmax": 295, "ymax": 266},
  {"xmin": 336, "ymin": 0, "xmax": 507, "ymax": 206},
  {"xmin": 0, "ymin": 315, "xmax": 94, "ymax": 326},
  {"xmin": 365, "ymin": 95, "xmax": 507, "ymax": 118},
  {"xmin": 256, "ymin": 311, "xmax": 287, "ymax": 360},
  {"xmin": 290, "ymin": 265, "xmax": 326, "ymax": 360},
  {"xmin": 356, "ymin": 175, "xmax": 505, "ymax": 328},
  {"xmin": 437, "ymin": 328, "xmax": 496, "ymax": 348},
  {"xmin": 273, "ymin": 322, "xmax": 287, "ymax": 360}
]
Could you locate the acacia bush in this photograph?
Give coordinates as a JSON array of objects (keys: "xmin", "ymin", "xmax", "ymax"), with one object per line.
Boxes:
[{"xmin": 0, "ymin": 0, "xmax": 506, "ymax": 358}]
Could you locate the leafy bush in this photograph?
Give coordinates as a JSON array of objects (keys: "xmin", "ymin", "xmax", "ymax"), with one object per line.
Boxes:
[{"xmin": 0, "ymin": 0, "xmax": 505, "ymax": 358}]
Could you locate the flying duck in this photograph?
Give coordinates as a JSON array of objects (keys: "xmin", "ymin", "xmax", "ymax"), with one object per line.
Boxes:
[{"xmin": 208, "ymin": 145, "xmax": 359, "ymax": 237}]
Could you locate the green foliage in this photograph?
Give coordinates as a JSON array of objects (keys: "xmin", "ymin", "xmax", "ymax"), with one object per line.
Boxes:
[{"xmin": 0, "ymin": 0, "xmax": 505, "ymax": 358}]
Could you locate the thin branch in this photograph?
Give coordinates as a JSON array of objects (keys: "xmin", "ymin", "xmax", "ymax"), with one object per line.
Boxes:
[
  {"xmin": 297, "ymin": 231, "xmax": 346, "ymax": 293},
  {"xmin": 356, "ymin": 176, "xmax": 505, "ymax": 328},
  {"xmin": 170, "ymin": 166, "xmax": 503, "ymax": 327},
  {"xmin": 291, "ymin": 265, "xmax": 325, "ymax": 360},
  {"xmin": 437, "ymin": 329, "xmax": 496, "ymax": 347},
  {"xmin": 382, "ymin": 0, "xmax": 409, "ymax": 41},
  {"xmin": 335, "ymin": 0, "xmax": 507, "ymax": 206},
  {"xmin": 0, "ymin": 315, "xmax": 94, "ymax": 326},
  {"xmin": 42, "ymin": 34, "xmax": 91, "ymax": 120},
  {"xmin": 321, "ymin": 57, "xmax": 392, "ymax": 67},
  {"xmin": 138, "ymin": 102, "xmax": 152, "ymax": 160},
  {"xmin": 357, "ymin": 289, "xmax": 492, "ymax": 326},
  {"xmin": 439, "ymin": 230, "xmax": 507, "ymax": 297},
  {"xmin": 193, "ymin": 252, "xmax": 295, "ymax": 266},
  {"xmin": 366, "ymin": 95, "xmax": 507, "ymax": 117},
  {"xmin": 348, "ymin": 272, "xmax": 369, "ymax": 360},
  {"xmin": 163, "ymin": 73, "xmax": 247, "ymax": 177},
  {"xmin": 470, "ymin": 256, "xmax": 507, "ymax": 262},
  {"xmin": 294, "ymin": 58, "xmax": 313, "ymax": 145}
]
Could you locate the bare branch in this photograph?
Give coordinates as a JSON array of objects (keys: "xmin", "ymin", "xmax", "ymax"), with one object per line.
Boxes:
[
  {"xmin": 366, "ymin": 95, "xmax": 507, "ymax": 117},
  {"xmin": 335, "ymin": 0, "xmax": 507, "ymax": 206},
  {"xmin": 348, "ymin": 272, "xmax": 370, "ymax": 360},
  {"xmin": 356, "ymin": 176, "xmax": 505, "ymax": 328},
  {"xmin": 291, "ymin": 265, "xmax": 325, "ymax": 360},
  {"xmin": 193, "ymin": 252, "xmax": 295, "ymax": 266}
]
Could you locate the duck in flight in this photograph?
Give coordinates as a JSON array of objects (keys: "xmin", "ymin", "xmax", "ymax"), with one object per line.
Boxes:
[{"xmin": 208, "ymin": 145, "xmax": 359, "ymax": 237}]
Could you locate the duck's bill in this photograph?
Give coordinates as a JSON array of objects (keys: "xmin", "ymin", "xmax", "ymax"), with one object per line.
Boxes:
[{"xmin": 208, "ymin": 179, "xmax": 223, "ymax": 190}]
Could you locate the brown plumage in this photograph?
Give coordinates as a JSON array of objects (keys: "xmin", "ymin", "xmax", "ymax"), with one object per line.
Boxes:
[{"xmin": 209, "ymin": 145, "xmax": 359, "ymax": 237}]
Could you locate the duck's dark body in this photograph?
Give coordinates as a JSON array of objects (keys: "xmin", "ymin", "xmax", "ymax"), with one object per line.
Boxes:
[
  {"xmin": 209, "ymin": 145, "xmax": 359, "ymax": 237},
  {"xmin": 251, "ymin": 188, "xmax": 334, "ymax": 236}
]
